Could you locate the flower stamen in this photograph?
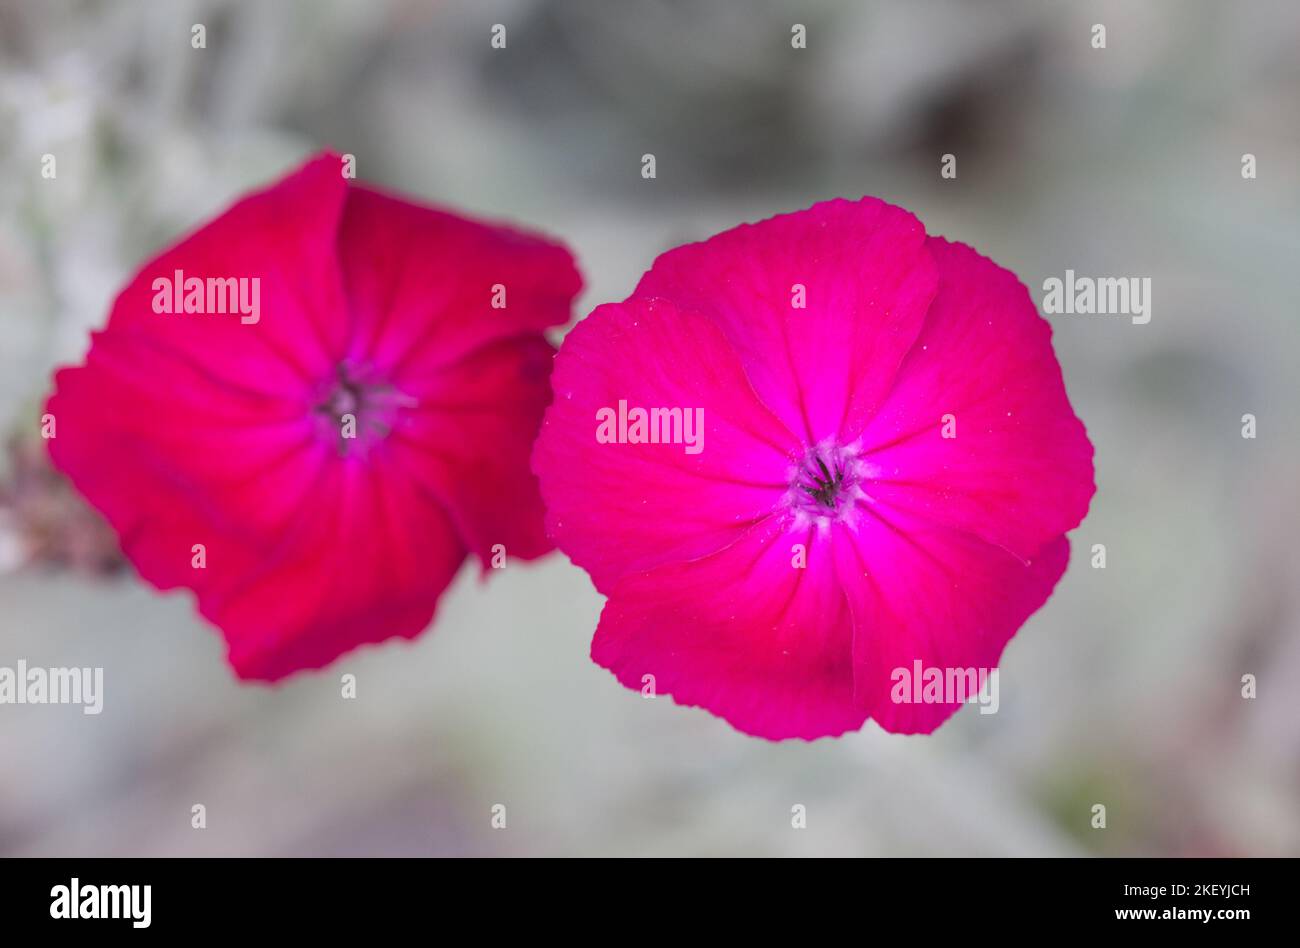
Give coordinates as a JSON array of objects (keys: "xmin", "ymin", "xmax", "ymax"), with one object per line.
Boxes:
[
  {"xmin": 313, "ymin": 364, "xmax": 416, "ymax": 456},
  {"xmin": 783, "ymin": 439, "xmax": 869, "ymax": 530}
]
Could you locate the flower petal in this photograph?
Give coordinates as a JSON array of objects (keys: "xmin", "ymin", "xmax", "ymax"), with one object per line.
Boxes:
[
  {"xmin": 857, "ymin": 238, "xmax": 1095, "ymax": 559},
  {"xmin": 336, "ymin": 185, "xmax": 581, "ymax": 383},
  {"xmin": 46, "ymin": 334, "xmax": 325, "ymax": 598},
  {"xmin": 532, "ymin": 296, "xmax": 799, "ymax": 594},
  {"xmin": 103, "ymin": 152, "xmax": 351, "ymax": 398},
  {"xmin": 633, "ymin": 197, "xmax": 938, "ymax": 444},
  {"xmin": 389, "ymin": 335, "xmax": 557, "ymax": 565},
  {"xmin": 833, "ymin": 508, "xmax": 1071, "ymax": 734},
  {"xmin": 593, "ymin": 518, "xmax": 865, "ymax": 740},
  {"xmin": 206, "ymin": 454, "xmax": 467, "ymax": 681}
]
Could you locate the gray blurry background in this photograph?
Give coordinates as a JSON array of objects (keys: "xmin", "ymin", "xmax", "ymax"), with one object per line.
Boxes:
[{"xmin": 1, "ymin": 0, "xmax": 1297, "ymax": 856}]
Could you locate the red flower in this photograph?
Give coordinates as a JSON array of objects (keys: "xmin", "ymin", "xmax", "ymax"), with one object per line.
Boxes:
[
  {"xmin": 46, "ymin": 152, "xmax": 581, "ymax": 680},
  {"xmin": 533, "ymin": 198, "xmax": 1094, "ymax": 739}
]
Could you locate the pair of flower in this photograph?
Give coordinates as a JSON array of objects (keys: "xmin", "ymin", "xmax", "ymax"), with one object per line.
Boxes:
[{"xmin": 46, "ymin": 153, "xmax": 1094, "ymax": 740}]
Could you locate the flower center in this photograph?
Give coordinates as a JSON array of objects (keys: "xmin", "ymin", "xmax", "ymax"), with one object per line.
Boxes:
[
  {"xmin": 312, "ymin": 364, "xmax": 415, "ymax": 456},
  {"xmin": 783, "ymin": 439, "xmax": 869, "ymax": 529}
]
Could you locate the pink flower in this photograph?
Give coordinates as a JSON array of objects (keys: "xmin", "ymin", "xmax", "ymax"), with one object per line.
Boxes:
[
  {"xmin": 46, "ymin": 152, "xmax": 581, "ymax": 680},
  {"xmin": 533, "ymin": 198, "xmax": 1094, "ymax": 739}
]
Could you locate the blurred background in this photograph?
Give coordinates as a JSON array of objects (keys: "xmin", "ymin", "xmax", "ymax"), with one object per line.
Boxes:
[{"xmin": 1, "ymin": 0, "xmax": 1297, "ymax": 856}]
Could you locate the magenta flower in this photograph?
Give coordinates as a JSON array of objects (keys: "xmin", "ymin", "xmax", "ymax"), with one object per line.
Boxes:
[
  {"xmin": 533, "ymin": 198, "xmax": 1094, "ymax": 739},
  {"xmin": 46, "ymin": 152, "xmax": 580, "ymax": 680}
]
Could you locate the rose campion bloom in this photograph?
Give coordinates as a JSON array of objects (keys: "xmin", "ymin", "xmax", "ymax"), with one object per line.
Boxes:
[
  {"xmin": 533, "ymin": 198, "xmax": 1094, "ymax": 739},
  {"xmin": 46, "ymin": 152, "xmax": 581, "ymax": 680}
]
